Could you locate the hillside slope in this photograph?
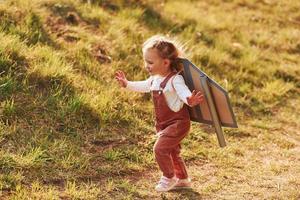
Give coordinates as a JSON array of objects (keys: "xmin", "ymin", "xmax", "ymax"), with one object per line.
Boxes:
[{"xmin": 0, "ymin": 0, "xmax": 299, "ymax": 199}]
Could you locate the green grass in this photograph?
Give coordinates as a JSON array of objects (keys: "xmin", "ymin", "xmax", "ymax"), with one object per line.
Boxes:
[{"xmin": 0, "ymin": 0, "xmax": 300, "ymax": 199}]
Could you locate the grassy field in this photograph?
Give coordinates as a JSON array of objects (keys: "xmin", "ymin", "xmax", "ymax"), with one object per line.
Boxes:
[{"xmin": 0, "ymin": 0, "xmax": 299, "ymax": 199}]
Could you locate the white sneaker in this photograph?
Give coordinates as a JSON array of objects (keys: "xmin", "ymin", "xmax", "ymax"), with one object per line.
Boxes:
[
  {"xmin": 174, "ymin": 178, "xmax": 191, "ymax": 189},
  {"xmin": 155, "ymin": 176, "xmax": 178, "ymax": 192}
]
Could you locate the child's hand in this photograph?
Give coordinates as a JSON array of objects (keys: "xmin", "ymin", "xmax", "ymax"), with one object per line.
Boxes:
[
  {"xmin": 115, "ymin": 70, "xmax": 128, "ymax": 88},
  {"xmin": 187, "ymin": 90, "xmax": 204, "ymax": 107}
]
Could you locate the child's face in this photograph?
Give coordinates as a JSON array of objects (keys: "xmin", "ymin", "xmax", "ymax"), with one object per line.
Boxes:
[{"xmin": 143, "ymin": 48, "xmax": 171, "ymax": 76}]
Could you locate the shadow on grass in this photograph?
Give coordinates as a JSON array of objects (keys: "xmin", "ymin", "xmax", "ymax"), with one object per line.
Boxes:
[
  {"xmin": 168, "ymin": 188, "xmax": 202, "ymax": 200},
  {"xmin": 47, "ymin": 1, "xmax": 101, "ymax": 29},
  {"xmin": 139, "ymin": 3, "xmax": 198, "ymax": 34},
  {"xmin": 0, "ymin": 9, "xmax": 60, "ymax": 49},
  {"xmin": 0, "ymin": 46, "xmax": 101, "ymax": 137},
  {"xmin": 81, "ymin": 0, "xmax": 197, "ymax": 34}
]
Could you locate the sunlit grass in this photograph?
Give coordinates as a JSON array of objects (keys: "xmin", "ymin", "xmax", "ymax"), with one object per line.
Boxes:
[
  {"xmin": 0, "ymin": 0, "xmax": 299, "ymax": 199},
  {"xmin": 65, "ymin": 181, "xmax": 101, "ymax": 199}
]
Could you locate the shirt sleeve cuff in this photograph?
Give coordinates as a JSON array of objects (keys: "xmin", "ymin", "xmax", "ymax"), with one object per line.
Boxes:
[{"xmin": 126, "ymin": 81, "xmax": 134, "ymax": 90}]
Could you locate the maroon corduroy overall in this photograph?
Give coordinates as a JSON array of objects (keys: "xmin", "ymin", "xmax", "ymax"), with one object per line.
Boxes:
[{"xmin": 152, "ymin": 72, "xmax": 190, "ymax": 179}]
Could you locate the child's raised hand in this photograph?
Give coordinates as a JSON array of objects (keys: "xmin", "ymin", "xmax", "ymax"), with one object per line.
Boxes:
[
  {"xmin": 115, "ymin": 70, "xmax": 128, "ymax": 88},
  {"xmin": 187, "ymin": 90, "xmax": 204, "ymax": 107}
]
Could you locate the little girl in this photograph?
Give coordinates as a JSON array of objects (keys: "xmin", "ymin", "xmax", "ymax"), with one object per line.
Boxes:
[{"xmin": 115, "ymin": 35, "xmax": 203, "ymax": 192}]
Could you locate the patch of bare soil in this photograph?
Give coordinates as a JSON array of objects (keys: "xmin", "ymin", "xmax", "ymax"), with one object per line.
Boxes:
[
  {"xmin": 91, "ymin": 44, "xmax": 112, "ymax": 64},
  {"xmin": 45, "ymin": 13, "xmax": 81, "ymax": 43}
]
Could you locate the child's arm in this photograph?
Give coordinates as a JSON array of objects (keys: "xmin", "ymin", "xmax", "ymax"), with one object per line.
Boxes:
[
  {"xmin": 115, "ymin": 70, "xmax": 151, "ymax": 93},
  {"xmin": 173, "ymin": 75, "xmax": 204, "ymax": 107},
  {"xmin": 126, "ymin": 79, "xmax": 151, "ymax": 93}
]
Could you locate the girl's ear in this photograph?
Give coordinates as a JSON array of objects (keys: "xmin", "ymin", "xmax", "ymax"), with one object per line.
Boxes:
[{"xmin": 163, "ymin": 59, "xmax": 171, "ymax": 68}]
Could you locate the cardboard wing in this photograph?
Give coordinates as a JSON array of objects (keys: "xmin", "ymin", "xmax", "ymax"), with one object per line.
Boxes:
[
  {"xmin": 180, "ymin": 58, "xmax": 238, "ymax": 128},
  {"xmin": 180, "ymin": 58, "xmax": 238, "ymax": 147}
]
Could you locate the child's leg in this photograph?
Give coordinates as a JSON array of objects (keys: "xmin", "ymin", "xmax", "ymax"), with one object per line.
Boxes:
[
  {"xmin": 153, "ymin": 133, "xmax": 187, "ymax": 178},
  {"xmin": 153, "ymin": 121, "xmax": 190, "ymax": 179},
  {"xmin": 170, "ymin": 144, "xmax": 188, "ymax": 179},
  {"xmin": 153, "ymin": 136, "xmax": 177, "ymax": 178}
]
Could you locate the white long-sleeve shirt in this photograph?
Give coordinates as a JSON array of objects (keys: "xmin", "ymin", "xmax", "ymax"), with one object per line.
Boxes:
[{"xmin": 126, "ymin": 74, "xmax": 192, "ymax": 112}]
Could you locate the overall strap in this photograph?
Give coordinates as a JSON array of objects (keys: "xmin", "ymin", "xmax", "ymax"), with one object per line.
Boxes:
[
  {"xmin": 170, "ymin": 70, "xmax": 183, "ymax": 91},
  {"xmin": 160, "ymin": 72, "xmax": 177, "ymax": 89}
]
